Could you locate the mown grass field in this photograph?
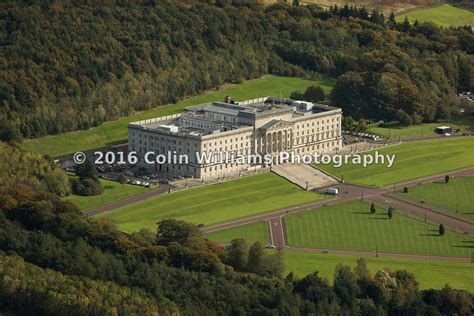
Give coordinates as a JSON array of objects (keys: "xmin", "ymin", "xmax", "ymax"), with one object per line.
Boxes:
[
  {"xmin": 96, "ymin": 172, "xmax": 327, "ymax": 232},
  {"xmin": 368, "ymin": 122, "xmax": 471, "ymax": 140},
  {"xmin": 23, "ymin": 75, "xmax": 335, "ymax": 158},
  {"xmin": 401, "ymin": 177, "xmax": 474, "ymax": 222},
  {"xmin": 284, "ymin": 200, "xmax": 474, "ymax": 258},
  {"xmin": 396, "ymin": 4, "xmax": 474, "ymax": 27},
  {"xmin": 282, "ymin": 251, "xmax": 474, "ymax": 293},
  {"xmin": 320, "ymin": 137, "xmax": 474, "ymax": 187},
  {"xmin": 206, "ymin": 221, "xmax": 270, "ymax": 245},
  {"xmin": 65, "ymin": 175, "xmax": 149, "ymax": 211}
]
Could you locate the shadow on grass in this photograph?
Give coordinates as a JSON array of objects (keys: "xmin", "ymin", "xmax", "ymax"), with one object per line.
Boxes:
[
  {"xmin": 419, "ymin": 229, "xmax": 440, "ymax": 237},
  {"xmin": 351, "ymin": 211, "xmax": 372, "ymax": 215},
  {"xmin": 368, "ymin": 216, "xmax": 389, "ymax": 220},
  {"xmin": 104, "ymin": 185, "xmax": 114, "ymax": 190},
  {"xmin": 453, "ymin": 245, "xmax": 474, "ymax": 249}
]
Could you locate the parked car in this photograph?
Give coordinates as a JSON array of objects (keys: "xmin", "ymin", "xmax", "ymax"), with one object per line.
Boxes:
[
  {"xmin": 265, "ymin": 244, "xmax": 276, "ymax": 249},
  {"xmin": 65, "ymin": 166, "xmax": 76, "ymax": 173}
]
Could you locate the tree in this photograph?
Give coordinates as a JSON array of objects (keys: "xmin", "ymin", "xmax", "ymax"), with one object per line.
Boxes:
[
  {"xmin": 435, "ymin": 105, "xmax": 451, "ymax": 121},
  {"xmin": 75, "ymin": 157, "xmax": 98, "ymax": 180},
  {"xmin": 117, "ymin": 173, "xmax": 128, "ymax": 186},
  {"xmin": 262, "ymin": 251, "xmax": 285, "ymax": 277},
  {"xmin": 247, "ymin": 242, "xmax": 264, "ymax": 274},
  {"xmin": 444, "ymin": 175, "xmax": 450, "ymax": 183},
  {"xmin": 333, "ymin": 264, "xmax": 360, "ymax": 307},
  {"xmin": 156, "ymin": 219, "xmax": 200, "ymax": 245},
  {"xmin": 388, "ymin": 12, "xmax": 396, "ymax": 29},
  {"xmin": 72, "ymin": 178, "xmax": 104, "ymax": 196},
  {"xmin": 290, "ymin": 90, "xmax": 303, "ymax": 100},
  {"xmin": 342, "ymin": 116, "xmax": 356, "ymax": 131},
  {"xmin": 0, "ymin": 120, "xmax": 22, "ymax": 144},
  {"xmin": 438, "ymin": 224, "xmax": 445, "ymax": 236},
  {"xmin": 294, "ymin": 271, "xmax": 336, "ymax": 308},
  {"xmin": 370, "ymin": 202, "xmax": 376, "ymax": 214},
  {"xmin": 403, "ymin": 187, "xmax": 408, "ymax": 193},
  {"xmin": 226, "ymin": 238, "xmax": 248, "ymax": 271},
  {"xmin": 358, "ymin": 118, "xmax": 367, "ymax": 132},
  {"xmin": 388, "ymin": 207, "xmax": 394, "ymax": 219},
  {"xmin": 401, "ymin": 16, "xmax": 411, "ymax": 32},
  {"xmin": 303, "ymin": 85, "xmax": 325, "ymax": 102},
  {"xmin": 396, "ymin": 109, "xmax": 413, "ymax": 126}
]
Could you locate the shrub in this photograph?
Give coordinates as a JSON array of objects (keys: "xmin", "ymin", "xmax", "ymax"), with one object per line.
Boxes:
[
  {"xmin": 438, "ymin": 224, "xmax": 445, "ymax": 236},
  {"xmin": 71, "ymin": 178, "xmax": 104, "ymax": 196}
]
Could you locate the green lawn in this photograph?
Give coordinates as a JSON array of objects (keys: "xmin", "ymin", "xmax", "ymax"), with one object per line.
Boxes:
[
  {"xmin": 368, "ymin": 122, "xmax": 471, "ymax": 140},
  {"xmin": 284, "ymin": 200, "xmax": 474, "ymax": 258},
  {"xmin": 206, "ymin": 221, "xmax": 270, "ymax": 245},
  {"xmin": 96, "ymin": 172, "xmax": 327, "ymax": 233},
  {"xmin": 23, "ymin": 75, "xmax": 335, "ymax": 158},
  {"xmin": 65, "ymin": 176, "xmax": 149, "ymax": 211},
  {"xmin": 282, "ymin": 251, "xmax": 474, "ymax": 293},
  {"xmin": 401, "ymin": 177, "xmax": 474, "ymax": 222},
  {"xmin": 320, "ymin": 137, "xmax": 474, "ymax": 187},
  {"xmin": 396, "ymin": 4, "xmax": 474, "ymax": 27}
]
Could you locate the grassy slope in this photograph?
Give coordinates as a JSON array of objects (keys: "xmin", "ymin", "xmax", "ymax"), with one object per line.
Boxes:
[
  {"xmin": 401, "ymin": 176, "xmax": 474, "ymax": 221},
  {"xmin": 206, "ymin": 221, "xmax": 270, "ymax": 245},
  {"xmin": 264, "ymin": 0, "xmax": 441, "ymax": 14},
  {"xmin": 282, "ymin": 251, "xmax": 474, "ymax": 293},
  {"xmin": 65, "ymin": 176, "xmax": 149, "ymax": 211},
  {"xmin": 368, "ymin": 122, "xmax": 471, "ymax": 140},
  {"xmin": 320, "ymin": 137, "xmax": 474, "ymax": 187},
  {"xmin": 23, "ymin": 75, "xmax": 335, "ymax": 158},
  {"xmin": 284, "ymin": 200, "xmax": 474, "ymax": 258},
  {"xmin": 396, "ymin": 4, "xmax": 474, "ymax": 27},
  {"xmin": 96, "ymin": 172, "xmax": 327, "ymax": 233}
]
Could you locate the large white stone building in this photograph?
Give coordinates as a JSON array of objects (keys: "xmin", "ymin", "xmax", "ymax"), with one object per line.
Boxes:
[{"xmin": 128, "ymin": 96, "xmax": 342, "ymax": 179}]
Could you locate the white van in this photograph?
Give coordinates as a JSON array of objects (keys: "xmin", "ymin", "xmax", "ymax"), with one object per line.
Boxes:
[{"xmin": 325, "ymin": 187, "xmax": 339, "ymax": 195}]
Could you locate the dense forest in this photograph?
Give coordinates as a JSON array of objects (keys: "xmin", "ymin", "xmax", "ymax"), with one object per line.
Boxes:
[
  {"xmin": 0, "ymin": 140, "xmax": 472, "ymax": 314},
  {"xmin": 0, "ymin": 0, "xmax": 472, "ymax": 141}
]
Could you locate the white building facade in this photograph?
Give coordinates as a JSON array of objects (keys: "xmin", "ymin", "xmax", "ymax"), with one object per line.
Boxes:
[{"xmin": 128, "ymin": 97, "xmax": 343, "ymax": 179}]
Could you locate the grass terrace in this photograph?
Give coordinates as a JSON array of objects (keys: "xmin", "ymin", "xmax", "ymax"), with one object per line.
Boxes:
[
  {"xmin": 284, "ymin": 200, "xmax": 474, "ymax": 258},
  {"xmin": 320, "ymin": 137, "xmax": 474, "ymax": 187},
  {"xmin": 206, "ymin": 221, "xmax": 270, "ymax": 245},
  {"xmin": 65, "ymin": 175, "xmax": 150, "ymax": 212},
  {"xmin": 368, "ymin": 122, "xmax": 471, "ymax": 140},
  {"xmin": 96, "ymin": 172, "xmax": 327, "ymax": 233},
  {"xmin": 400, "ymin": 176, "xmax": 474, "ymax": 222},
  {"xmin": 282, "ymin": 251, "xmax": 474, "ymax": 293}
]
